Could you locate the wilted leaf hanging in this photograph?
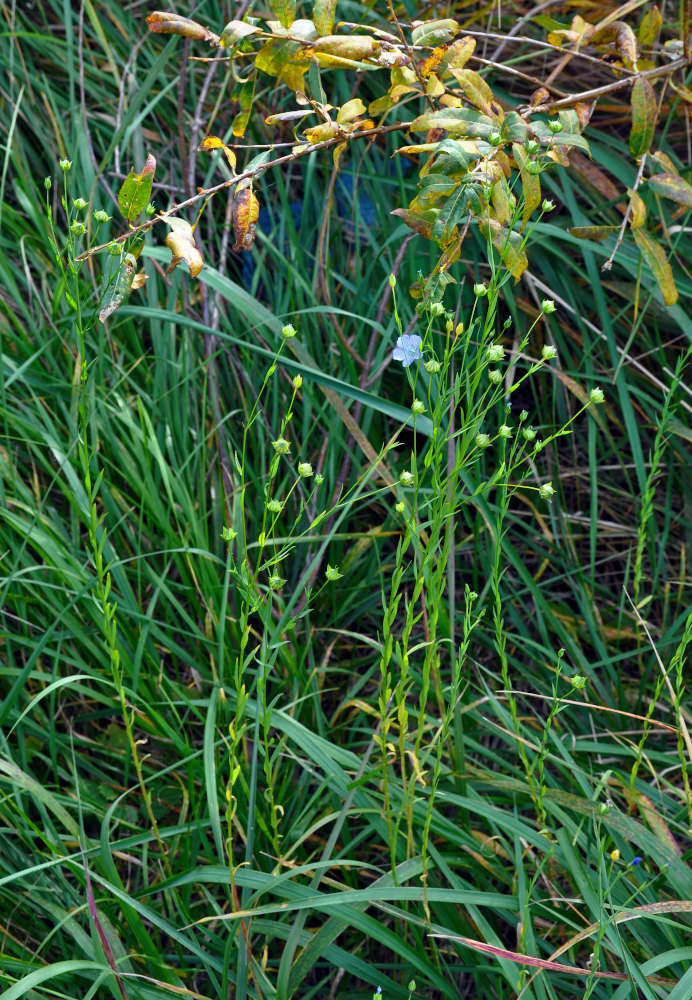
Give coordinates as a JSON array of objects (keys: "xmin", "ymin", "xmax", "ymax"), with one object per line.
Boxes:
[
  {"xmin": 632, "ymin": 228, "xmax": 678, "ymax": 305},
  {"xmin": 199, "ymin": 136, "xmax": 237, "ymax": 173},
  {"xmin": 146, "ymin": 12, "xmax": 221, "ymax": 45},
  {"xmin": 164, "ymin": 217, "xmax": 204, "ymax": 276},
  {"xmin": 233, "ymin": 188, "xmax": 260, "ymax": 251}
]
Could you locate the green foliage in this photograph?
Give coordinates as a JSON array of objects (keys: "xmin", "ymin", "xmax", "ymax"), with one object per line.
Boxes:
[{"xmin": 1, "ymin": 1, "xmax": 691, "ymax": 1000}]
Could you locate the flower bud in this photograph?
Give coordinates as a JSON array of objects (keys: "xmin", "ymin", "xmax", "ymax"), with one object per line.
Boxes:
[
  {"xmin": 281, "ymin": 323, "xmax": 296, "ymax": 339},
  {"xmin": 429, "ymin": 301, "xmax": 445, "ymax": 317},
  {"xmin": 525, "ymin": 139, "xmax": 540, "ymax": 154},
  {"xmin": 73, "ymin": 198, "xmax": 87, "ymax": 211},
  {"xmin": 145, "ymin": 202, "xmax": 156, "ymax": 216},
  {"xmin": 571, "ymin": 674, "xmax": 586, "ymax": 689},
  {"xmin": 610, "ymin": 848, "xmax": 620, "ymax": 861},
  {"xmin": 519, "ymin": 409, "xmax": 528, "ymax": 422},
  {"xmin": 486, "ymin": 344, "xmax": 505, "ymax": 363},
  {"xmin": 44, "ymin": 176, "xmax": 52, "ymax": 190},
  {"xmin": 589, "ymin": 387, "xmax": 605, "ymax": 404},
  {"xmin": 488, "ymin": 369, "xmax": 502, "ymax": 385},
  {"xmin": 498, "ymin": 424, "xmax": 512, "ymax": 438},
  {"xmin": 475, "ymin": 432, "xmax": 491, "ymax": 448},
  {"xmin": 221, "ymin": 526, "xmax": 237, "ymax": 541},
  {"xmin": 292, "ymin": 374, "xmax": 302, "ymax": 389},
  {"xmin": 523, "ymin": 426, "xmax": 536, "ymax": 441},
  {"xmin": 388, "ymin": 273, "xmax": 396, "ymax": 289},
  {"xmin": 541, "ymin": 300, "xmax": 556, "ymax": 315},
  {"xmin": 59, "ymin": 158, "xmax": 72, "ymax": 173},
  {"xmin": 473, "ymin": 282, "xmax": 487, "ymax": 297},
  {"xmin": 70, "ymin": 221, "xmax": 86, "ymax": 235},
  {"xmin": 395, "ymin": 501, "xmax": 405, "ymax": 513},
  {"xmin": 271, "ymin": 437, "xmax": 290, "ymax": 454},
  {"xmin": 542, "ymin": 199, "xmax": 555, "ymax": 212},
  {"xmin": 325, "ymin": 564, "xmax": 343, "ymax": 581},
  {"xmin": 411, "ymin": 399, "xmax": 425, "ymax": 414},
  {"xmin": 298, "ymin": 462, "xmax": 313, "ymax": 478},
  {"xmin": 488, "ymin": 131, "xmax": 502, "ymax": 147},
  {"xmin": 268, "ymin": 574, "xmax": 285, "ymax": 591},
  {"xmin": 539, "ymin": 482, "xmax": 555, "ymax": 500},
  {"xmin": 526, "ymin": 161, "xmax": 541, "ymax": 175},
  {"xmin": 548, "ymin": 118, "xmax": 563, "ymax": 133},
  {"xmin": 399, "ymin": 470, "xmax": 414, "ymax": 487},
  {"xmin": 424, "ymin": 359, "xmax": 441, "ymax": 374},
  {"xmin": 93, "ymin": 209, "xmax": 110, "ymax": 223},
  {"xmin": 541, "ymin": 344, "xmax": 558, "ymax": 360},
  {"xmin": 267, "ymin": 499, "xmax": 283, "ymax": 513},
  {"xmin": 315, "ymin": 473, "xmax": 324, "ymax": 485}
]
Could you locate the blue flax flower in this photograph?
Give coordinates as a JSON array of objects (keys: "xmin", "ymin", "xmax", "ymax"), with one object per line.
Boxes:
[
  {"xmin": 631, "ymin": 856, "xmax": 643, "ymax": 866},
  {"xmin": 392, "ymin": 334, "xmax": 423, "ymax": 368}
]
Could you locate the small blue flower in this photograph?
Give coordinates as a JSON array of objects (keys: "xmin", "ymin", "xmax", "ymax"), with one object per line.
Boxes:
[
  {"xmin": 392, "ymin": 334, "xmax": 423, "ymax": 368},
  {"xmin": 631, "ymin": 856, "xmax": 643, "ymax": 866}
]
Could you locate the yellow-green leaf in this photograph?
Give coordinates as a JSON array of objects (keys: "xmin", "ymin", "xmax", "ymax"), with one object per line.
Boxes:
[
  {"xmin": 629, "ymin": 77, "xmax": 656, "ymax": 158},
  {"xmin": 268, "ymin": 0, "xmax": 296, "ymax": 30},
  {"xmin": 199, "ymin": 136, "xmax": 237, "ymax": 173},
  {"xmin": 647, "ymin": 172, "xmax": 692, "ymax": 208},
  {"xmin": 220, "ymin": 20, "xmax": 261, "ymax": 47},
  {"xmin": 118, "ymin": 154, "xmax": 156, "ymax": 224},
  {"xmin": 311, "ymin": 35, "xmax": 380, "ymax": 66},
  {"xmin": 632, "ymin": 227, "xmax": 677, "ymax": 305},
  {"xmin": 638, "ymin": 5, "xmax": 662, "ymax": 47},
  {"xmin": 480, "ymin": 218, "xmax": 528, "ymax": 281},
  {"xmin": 313, "ymin": 0, "xmax": 337, "ymax": 35},
  {"xmin": 233, "ymin": 188, "xmax": 260, "ymax": 251},
  {"xmin": 165, "ymin": 218, "xmax": 203, "ymax": 277}
]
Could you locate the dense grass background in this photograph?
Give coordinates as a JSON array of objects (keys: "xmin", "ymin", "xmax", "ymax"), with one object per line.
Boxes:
[{"xmin": 1, "ymin": 1, "xmax": 691, "ymax": 998}]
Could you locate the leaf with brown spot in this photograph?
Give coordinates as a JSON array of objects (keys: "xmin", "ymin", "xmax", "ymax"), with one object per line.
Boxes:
[
  {"xmin": 629, "ymin": 77, "xmax": 657, "ymax": 158},
  {"xmin": 513, "ymin": 144, "xmax": 540, "ymax": 228},
  {"xmin": 233, "ymin": 188, "xmax": 260, "ymax": 251},
  {"xmin": 442, "ymin": 36, "xmax": 475, "ymax": 71},
  {"xmin": 592, "ymin": 21, "xmax": 638, "ymax": 68},
  {"xmin": 391, "ymin": 207, "xmax": 438, "ymax": 240},
  {"xmin": 632, "ymin": 227, "xmax": 677, "ymax": 305}
]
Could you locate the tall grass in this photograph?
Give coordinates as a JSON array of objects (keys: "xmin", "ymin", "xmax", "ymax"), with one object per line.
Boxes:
[{"xmin": 1, "ymin": 1, "xmax": 691, "ymax": 999}]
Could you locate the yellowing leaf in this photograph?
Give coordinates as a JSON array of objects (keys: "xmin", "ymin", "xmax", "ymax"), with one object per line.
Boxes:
[
  {"xmin": 449, "ymin": 68, "xmax": 498, "ymax": 117},
  {"xmin": 592, "ymin": 21, "xmax": 638, "ymax": 68},
  {"xmin": 627, "ymin": 188, "xmax": 647, "ymax": 227},
  {"xmin": 391, "ymin": 207, "xmax": 438, "ymax": 240},
  {"xmin": 311, "ymin": 35, "xmax": 380, "ymax": 66},
  {"xmin": 629, "ymin": 77, "xmax": 656, "ymax": 158},
  {"xmin": 199, "ymin": 136, "xmax": 237, "ymax": 173},
  {"xmin": 632, "ymin": 227, "xmax": 677, "ymax": 305},
  {"xmin": 164, "ymin": 218, "xmax": 204, "ymax": 277},
  {"xmin": 512, "ymin": 144, "xmax": 540, "ymax": 228},
  {"xmin": 233, "ymin": 188, "xmax": 260, "ymax": 251},
  {"xmin": 647, "ymin": 172, "xmax": 692, "ymax": 208},
  {"xmin": 442, "ymin": 36, "xmax": 475, "ymax": 71},
  {"xmin": 650, "ymin": 151, "xmax": 679, "ymax": 175},
  {"xmin": 480, "ymin": 218, "xmax": 528, "ymax": 281},
  {"xmin": 233, "ymin": 74, "xmax": 256, "ymax": 137},
  {"xmin": 337, "ymin": 98, "xmax": 366, "ymax": 124},
  {"xmin": 313, "ymin": 0, "xmax": 337, "ymax": 35},
  {"xmin": 118, "ymin": 154, "xmax": 156, "ymax": 225}
]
